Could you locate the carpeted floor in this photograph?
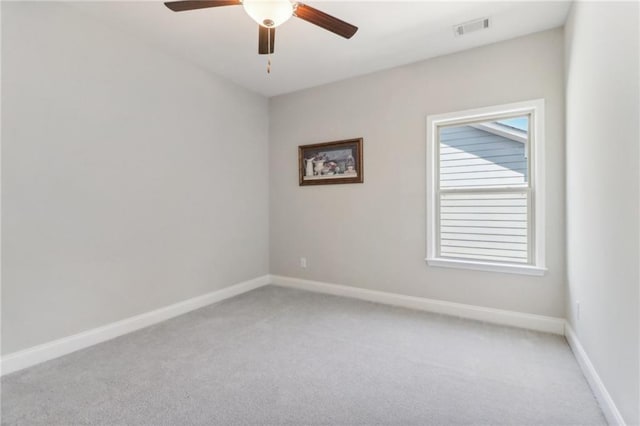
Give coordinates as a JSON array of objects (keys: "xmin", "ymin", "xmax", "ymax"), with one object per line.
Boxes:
[{"xmin": 2, "ymin": 285, "xmax": 605, "ymax": 425}]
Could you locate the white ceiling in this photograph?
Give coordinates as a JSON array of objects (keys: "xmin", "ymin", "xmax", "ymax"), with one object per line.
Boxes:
[{"xmin": 69, "ymin": 1, "xmax": 571, "ymax": 97}]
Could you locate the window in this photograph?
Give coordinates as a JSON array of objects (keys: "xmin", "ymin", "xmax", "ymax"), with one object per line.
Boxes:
[{"xmin": 426, "ymin": 100, "xmax": 546, "ymax": 275}]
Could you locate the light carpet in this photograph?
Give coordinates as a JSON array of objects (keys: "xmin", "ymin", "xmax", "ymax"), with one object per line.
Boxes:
[{"xmin": 1, "ymin": 285, "xmax": 605, "ymax": 425}]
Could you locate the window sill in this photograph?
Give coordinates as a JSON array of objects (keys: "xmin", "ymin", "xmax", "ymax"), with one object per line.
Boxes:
[{"xmin": 426, "ymin": 257, "xmax": 547, "ymax": 276}]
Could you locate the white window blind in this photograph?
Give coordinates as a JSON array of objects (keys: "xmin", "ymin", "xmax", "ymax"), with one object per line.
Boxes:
[{"xmin": 439, "ymin": 191, "xmax": 529, "ymax": 263}]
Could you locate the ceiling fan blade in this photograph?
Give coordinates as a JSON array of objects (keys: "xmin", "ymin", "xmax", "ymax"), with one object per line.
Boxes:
[
  {"xmin": 293, "ymin": 3, "xmax": 358, "ymax": 39},
  {"xmin": 258, "ymin": 26, "xmax": 275, "ymax": 55},
  {"xmin": 164, "ymin": 0, "xmax": 241, "ymax": 12}
]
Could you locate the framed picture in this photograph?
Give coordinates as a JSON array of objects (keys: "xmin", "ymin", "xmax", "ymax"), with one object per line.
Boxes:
[{"xmin": 298, "ymin": 138, "xmax": 364, "ymax": 186}]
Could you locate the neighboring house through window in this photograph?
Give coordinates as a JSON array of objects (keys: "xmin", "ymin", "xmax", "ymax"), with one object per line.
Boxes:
[{"xmin": 426, "ymin": 100, "xmax": 546, "ymax": 275}]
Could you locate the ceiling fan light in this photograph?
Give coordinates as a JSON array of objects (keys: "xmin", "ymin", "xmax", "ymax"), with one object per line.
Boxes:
[{"xmin": 242, "ymin": 0, "xmax": 294, "ymax": 28}]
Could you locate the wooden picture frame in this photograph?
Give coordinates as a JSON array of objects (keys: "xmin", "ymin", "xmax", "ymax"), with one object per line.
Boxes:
[{"xmin": 298, "ymin": 138, "xmax": 364, "ymax": 186}]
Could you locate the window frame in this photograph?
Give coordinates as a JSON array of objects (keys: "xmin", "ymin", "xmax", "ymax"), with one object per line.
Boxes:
[{"xmin": 426, "ymin": 99, "xmax": 546, "ymax": 276}]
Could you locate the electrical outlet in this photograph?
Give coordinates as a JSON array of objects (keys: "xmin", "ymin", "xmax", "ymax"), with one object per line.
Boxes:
[
  {"xmin": 300, "ymin": 257, "xmax": 307, "ymax": 268},
  {"xmin": 576, "ymin": 301, "xmax": 580, "ymax": 320}
]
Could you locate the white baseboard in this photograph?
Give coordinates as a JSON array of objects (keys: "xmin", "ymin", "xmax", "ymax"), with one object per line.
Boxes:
[
  {"xmin": 564, "ymin": 323, "xmax": 626, "ymax": 426},
  {"xmin": 1, "ymin": 275, "xmax": 271, "ymax": 376},
  {"xmin": 269, "ymin": 275, "xmax": 565, "ymax": 335}
]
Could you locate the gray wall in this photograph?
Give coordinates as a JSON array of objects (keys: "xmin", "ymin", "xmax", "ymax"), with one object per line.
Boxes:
[
  {"xmin": 440, "ymin": 126, "xmax": 527, "ymax": 189},
  {"xmin": 1, "ymin": 2, "xmax": 269, "ymax": 355},
  {"xmin": 564, "ymin": 2, "xmax": 639, "ymax": 424},
  {"xmin": 269, "ymin": 29, "xmax": 565, "ymax": 317}
]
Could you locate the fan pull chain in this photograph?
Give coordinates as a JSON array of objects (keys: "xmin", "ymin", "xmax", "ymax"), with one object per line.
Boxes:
[{"xmin": 267, "ymin": 27, "xmax": 271, "ymax": 74}]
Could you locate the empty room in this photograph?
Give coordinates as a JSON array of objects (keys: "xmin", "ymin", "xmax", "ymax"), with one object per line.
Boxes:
[{"xmin": 1, "ymin": 0, "xmax": 639, "ymax": 425}]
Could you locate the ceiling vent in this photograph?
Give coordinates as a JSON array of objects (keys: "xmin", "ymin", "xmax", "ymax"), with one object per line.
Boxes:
[{"xmin": 454, "ymin": 18, "xmax": 490, "ymax": 36}]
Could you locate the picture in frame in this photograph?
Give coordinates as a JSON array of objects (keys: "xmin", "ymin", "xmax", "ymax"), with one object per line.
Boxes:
[{"xmin": 298, "ymin": 138, "xmax": 364, "ymax": 186}]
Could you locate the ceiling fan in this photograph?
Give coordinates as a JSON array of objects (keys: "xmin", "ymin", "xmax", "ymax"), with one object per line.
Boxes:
[{"xmin": 164, "ymin": 0, "xmax": 358, "ymax": 56}]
